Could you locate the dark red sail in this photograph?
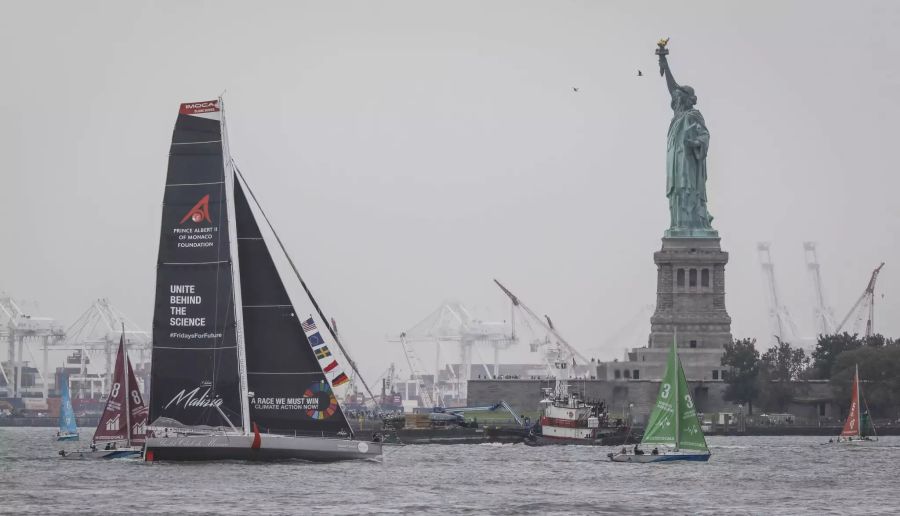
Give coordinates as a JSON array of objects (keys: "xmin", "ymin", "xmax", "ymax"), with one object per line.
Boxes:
[{"xmin": 93, "ymin": 335, "xmax": 148, "ymax": 444}]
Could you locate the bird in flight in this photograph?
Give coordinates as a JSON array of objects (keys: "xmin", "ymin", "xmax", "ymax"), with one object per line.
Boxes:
[
  {"xmin": 637, "ymin": 70, "xmax": 643, "ymax": 77},
  {"xmin": 573, "ymin": 87, "xmax": 579, "ymax": 92}
]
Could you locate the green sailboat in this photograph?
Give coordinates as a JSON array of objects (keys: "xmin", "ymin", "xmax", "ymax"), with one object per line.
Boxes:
[{"xmin": 609, "ymin": 340, "xmax": 711, "ymax": 463}]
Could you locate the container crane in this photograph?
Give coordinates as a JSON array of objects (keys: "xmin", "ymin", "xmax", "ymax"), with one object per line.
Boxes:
[
  {"xmin": 390, "ymin": 301, "xmax": 515, "ymax": 405},
  {"xmin": 836, "ymin": 263, "xmax": 885, "ymax": 339},
  {"xmin": 493, "ymin": 279, "xmax": 589, "ymax": 384},
  {"xmin": 757, "ymin": 243, "xmax": 801, "ymax": 345},
  {"xmin": 803, "ymin": 242, "xmax": 837, "ymax": 336}
]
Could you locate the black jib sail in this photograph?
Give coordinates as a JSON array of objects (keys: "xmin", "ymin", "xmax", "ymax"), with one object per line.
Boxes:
[
  {"xmin": 235, "ymin": 179, "xmax": 352, "ymax": 437},
  {"xmin": 149, "ymin": 101, "xmax": 243, "ymax": 429}
]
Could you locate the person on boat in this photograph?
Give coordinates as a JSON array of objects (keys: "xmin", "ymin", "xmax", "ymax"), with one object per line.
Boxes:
[
  {"xmin": 90, "ymin": 442, "xmax": 97, "ymax": 451},
  {"xmin": 651, "ymin": 447, "xmax": 659, "ymax": 455},
  {"xmin": 633, "ymin": 445, "xmax": 644, "ymax": 455}
]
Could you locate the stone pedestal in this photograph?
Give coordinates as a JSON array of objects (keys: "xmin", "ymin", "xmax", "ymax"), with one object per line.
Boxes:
[{"xmin": 649, "ymin": 237, "xmax": 732, "ymax": 351}]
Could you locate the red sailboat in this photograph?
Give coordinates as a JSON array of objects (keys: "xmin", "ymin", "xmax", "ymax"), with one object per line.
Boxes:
[
  {"xmin": 59, "ymin": 329, "xmax": 148, "ymax": 459},
  {"xmin": 837, "ymin": 364, "xmax": 877, "ymax": 444}
]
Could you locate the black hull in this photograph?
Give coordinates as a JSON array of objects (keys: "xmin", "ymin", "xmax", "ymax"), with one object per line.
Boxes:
[
  {"xmin": 146, "ymin": 446, "xmax": 370, "ymax": 462},
  {"xmin": 145, "ymin": 434, "xmax": 382, "ymax": 463}
]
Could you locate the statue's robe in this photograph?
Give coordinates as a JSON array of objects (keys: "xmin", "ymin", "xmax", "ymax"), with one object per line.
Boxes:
[{"xmin": 666, "ymin": 108, "xmax": 713, "ymax": 229}]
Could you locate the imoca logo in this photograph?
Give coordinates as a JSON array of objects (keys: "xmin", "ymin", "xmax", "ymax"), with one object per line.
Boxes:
[{"xmin": 180, "ymin": 194, "xmax": 211, "ymax": 224}]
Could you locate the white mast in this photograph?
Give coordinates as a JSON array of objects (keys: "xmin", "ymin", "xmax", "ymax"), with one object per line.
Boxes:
[
  {"xmin": 122, "ymin": 325, "xmax": 131, "ymax": 447},
  {"xmin": 220, "ymin": 97, "xmax": 252, "ymax": 435},
  {"xmin": 854, "ymin": 364, "xmax": 860, "ymax": 437},
  {"xmin": 673, "ymin": 331, "xmax": 679, "ymax": 451}
]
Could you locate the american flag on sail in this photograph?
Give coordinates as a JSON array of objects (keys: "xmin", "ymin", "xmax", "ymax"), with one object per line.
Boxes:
[{"xmin": 301, "ymin": 317, "xmax": 317, "ymax": 333}]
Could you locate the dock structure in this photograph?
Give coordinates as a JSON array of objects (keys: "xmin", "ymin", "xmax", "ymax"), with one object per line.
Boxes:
[{"xmin": 0, "ymin": 295, "xmax": 149, "ymax": 402}]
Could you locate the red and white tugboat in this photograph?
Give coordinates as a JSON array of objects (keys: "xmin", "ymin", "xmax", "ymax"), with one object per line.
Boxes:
[
  {"xmin": 492, "ymin": 280, "xmax": 636, "ymax": 447},
  {"xmin": 531, "ymin": 384, "xmax": 604, "ymax": 444},
  {"xmin": 524, "ymin": 355, "xmax": 611, "ymax": 446}
]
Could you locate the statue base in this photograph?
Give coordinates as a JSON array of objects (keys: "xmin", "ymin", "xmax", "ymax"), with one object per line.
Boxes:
[
  {"xmin": 648, "ymin": 236, "xmax": 732, "ymax": 351},
  {"xmin": 664, "ymin": 227, "xmax": 719, "ymax": 238}
]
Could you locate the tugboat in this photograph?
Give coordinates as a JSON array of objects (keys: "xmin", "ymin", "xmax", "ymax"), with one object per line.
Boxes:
[
  {"xmin": 492, "ymin": 280, "xmax": 638, "ymax": 447},
  {"xmin": 529, "ymin": 386, "xmax": 604, "ymax": 445},
  {"xmin": 524, "ymin": 368, "xmax": 636, "ymax": 446}
]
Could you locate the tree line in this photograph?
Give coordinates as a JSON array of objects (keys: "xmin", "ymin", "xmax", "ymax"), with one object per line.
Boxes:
[{"xmin": 720, "ymin": 333, "xmax": 900, "ymax": 418}]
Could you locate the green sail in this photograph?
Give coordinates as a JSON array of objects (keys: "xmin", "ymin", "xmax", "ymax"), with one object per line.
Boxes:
[
  {"xmin": 641, "ymin": 343, "xmax": 678, "ymax": 447},
  {"xmin": 641, "ymin": 341, "xmax": 709, "ymax": 453},
  {"xmin": 675, "ymin": 347, "xmax": 709, "ymax": 452}
]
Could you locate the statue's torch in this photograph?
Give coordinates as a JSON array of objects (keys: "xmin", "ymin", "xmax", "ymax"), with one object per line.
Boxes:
[{"xmin": 656, "ymin": 38, "xmax": 670, "ymax": 76}]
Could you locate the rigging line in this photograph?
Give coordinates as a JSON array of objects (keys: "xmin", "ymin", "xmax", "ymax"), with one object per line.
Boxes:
[
  {"xmin": 151, "ymin": 346, "xmax": 237, "ymax": 350},
  {"xmin": 161, "ymin": 261, "xmax": 229, "ymax": 266},
  {"xmin": 166, "ymin": 181, "xmax": 226, "ymax": 187},
  {"xmin": 234, "ymin": 166, "xmax": 382, "ymax": 414},
  {"xmin": 247, "ymin": 371, "xmax": 325, "ymax": 375},
  {"xmin": 170, "ymin": 140, "xmax": 223, "ymax": 145}
]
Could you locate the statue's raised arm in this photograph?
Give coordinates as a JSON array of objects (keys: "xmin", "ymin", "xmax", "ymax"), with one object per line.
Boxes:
[
  {"xmin": 656, "ymin": 38, "xmax": 679, "ymax": 96},
  {"xmin": 654, "ymin": 38, "xmax": 716, "ymax": 237}
]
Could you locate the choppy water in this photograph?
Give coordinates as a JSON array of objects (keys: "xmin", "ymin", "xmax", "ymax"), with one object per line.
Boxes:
[{"xmin": 1, "ymin": 427, "xmax": 898, "ymax": 515}]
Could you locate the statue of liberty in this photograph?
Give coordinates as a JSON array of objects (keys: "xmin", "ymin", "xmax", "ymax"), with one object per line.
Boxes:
[{"xmin": 656, "ymin": 39, "xmax": 716, "ymax": 237}]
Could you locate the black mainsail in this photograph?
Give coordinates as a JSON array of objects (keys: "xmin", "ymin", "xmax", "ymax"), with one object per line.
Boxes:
[
  {"xmin": 235, "ymin": 180, "xmax": 352, "ymax": 436},
  {"xmin": 149, "ymin": 101, "xmax": 243, "ymax": 429},
  {"xmin": 145, "ymin": 98, "xmax": 379, "ymax": 462}
]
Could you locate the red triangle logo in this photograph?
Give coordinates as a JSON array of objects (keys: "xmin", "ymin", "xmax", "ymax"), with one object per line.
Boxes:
[{"xmin": 180, "ymin": 195, "xmax": 212, "ymax": 224}]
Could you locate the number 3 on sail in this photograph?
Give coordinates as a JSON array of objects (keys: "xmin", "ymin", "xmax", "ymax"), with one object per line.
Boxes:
[{"xmin": 609, "ymin": 338, "xmax": 711, "ymax": 463}]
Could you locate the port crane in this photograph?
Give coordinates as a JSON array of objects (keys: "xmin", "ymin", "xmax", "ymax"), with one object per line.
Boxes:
[
  {"xmin": 757, "ymin": 243, "xmax": 802, "ymax": 345},
  {"xmin": 390, "ymin": 301, "xmax": 516, "ymax": 405},
  {"xmin": 1, "ymin": 293, "xmax": 64, "ymax": 398},
  {"xmin": 493, "ymin": 279, "xmax": 589, "ymax": 383},
  {"xmin": 803, "ymin": 242, "xmax": 837, "ymax": 336},
  {"xmin": 836, "ymin": 263, "xmax": 885, "ymax": 339}
]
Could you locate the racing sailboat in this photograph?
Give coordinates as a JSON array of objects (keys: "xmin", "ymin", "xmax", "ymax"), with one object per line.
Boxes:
[
  {"xmin": 56, "ymin": 374, "xmax": 79, "ymax": 441},
  {"xmin": 837, "ymin": 364, "xmax": 877, "ymax": 443},
  {"xmin": 609, "ymin": 339, "xmax": 710, "ymax": 463},
  {"xmin": 59, "ymin": 331, "xmax": 148, "ymax": 459},
  {"xmin": 143, "ymin": 98, "xmax": 381, "ymax": 462}
]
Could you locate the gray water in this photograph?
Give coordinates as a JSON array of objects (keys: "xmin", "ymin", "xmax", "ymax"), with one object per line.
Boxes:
[{"xmin": 1, "ymin": 428, "xmax": 898, "ymax": 515}]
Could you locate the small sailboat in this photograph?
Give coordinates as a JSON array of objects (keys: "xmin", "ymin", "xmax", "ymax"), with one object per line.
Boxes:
[
  {"xmin": 609, "ymin": 339, "xmax": 710, "ymax": 463},
  {"xmin": 56, "ymin": 374, "xmax": 79, "ymax": 441},
  {"xmin": 59, "ymin": 331, "xmax": 148, "ymax": 459},
  {"xmin": 143, "ymin": 98, "xmax": 381, "ymax": 462},
  {"xmin": 836, "ymin": 364, "xmax": 877, "ymax": 444}
]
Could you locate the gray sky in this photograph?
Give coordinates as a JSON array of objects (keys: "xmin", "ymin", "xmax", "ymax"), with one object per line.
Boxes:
[{"xmin": 2, "ymin": 1, "xmax": 898, "ymax": 381}]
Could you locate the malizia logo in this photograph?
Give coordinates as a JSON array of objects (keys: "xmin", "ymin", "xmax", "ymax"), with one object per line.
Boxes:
[
  {"xmin": 179, "ymin": 194, "xmax": 212, "ymax": 224},
  {"xmin": 164, "ymin": 386, "xmax": 224, "ymax": 410}
]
